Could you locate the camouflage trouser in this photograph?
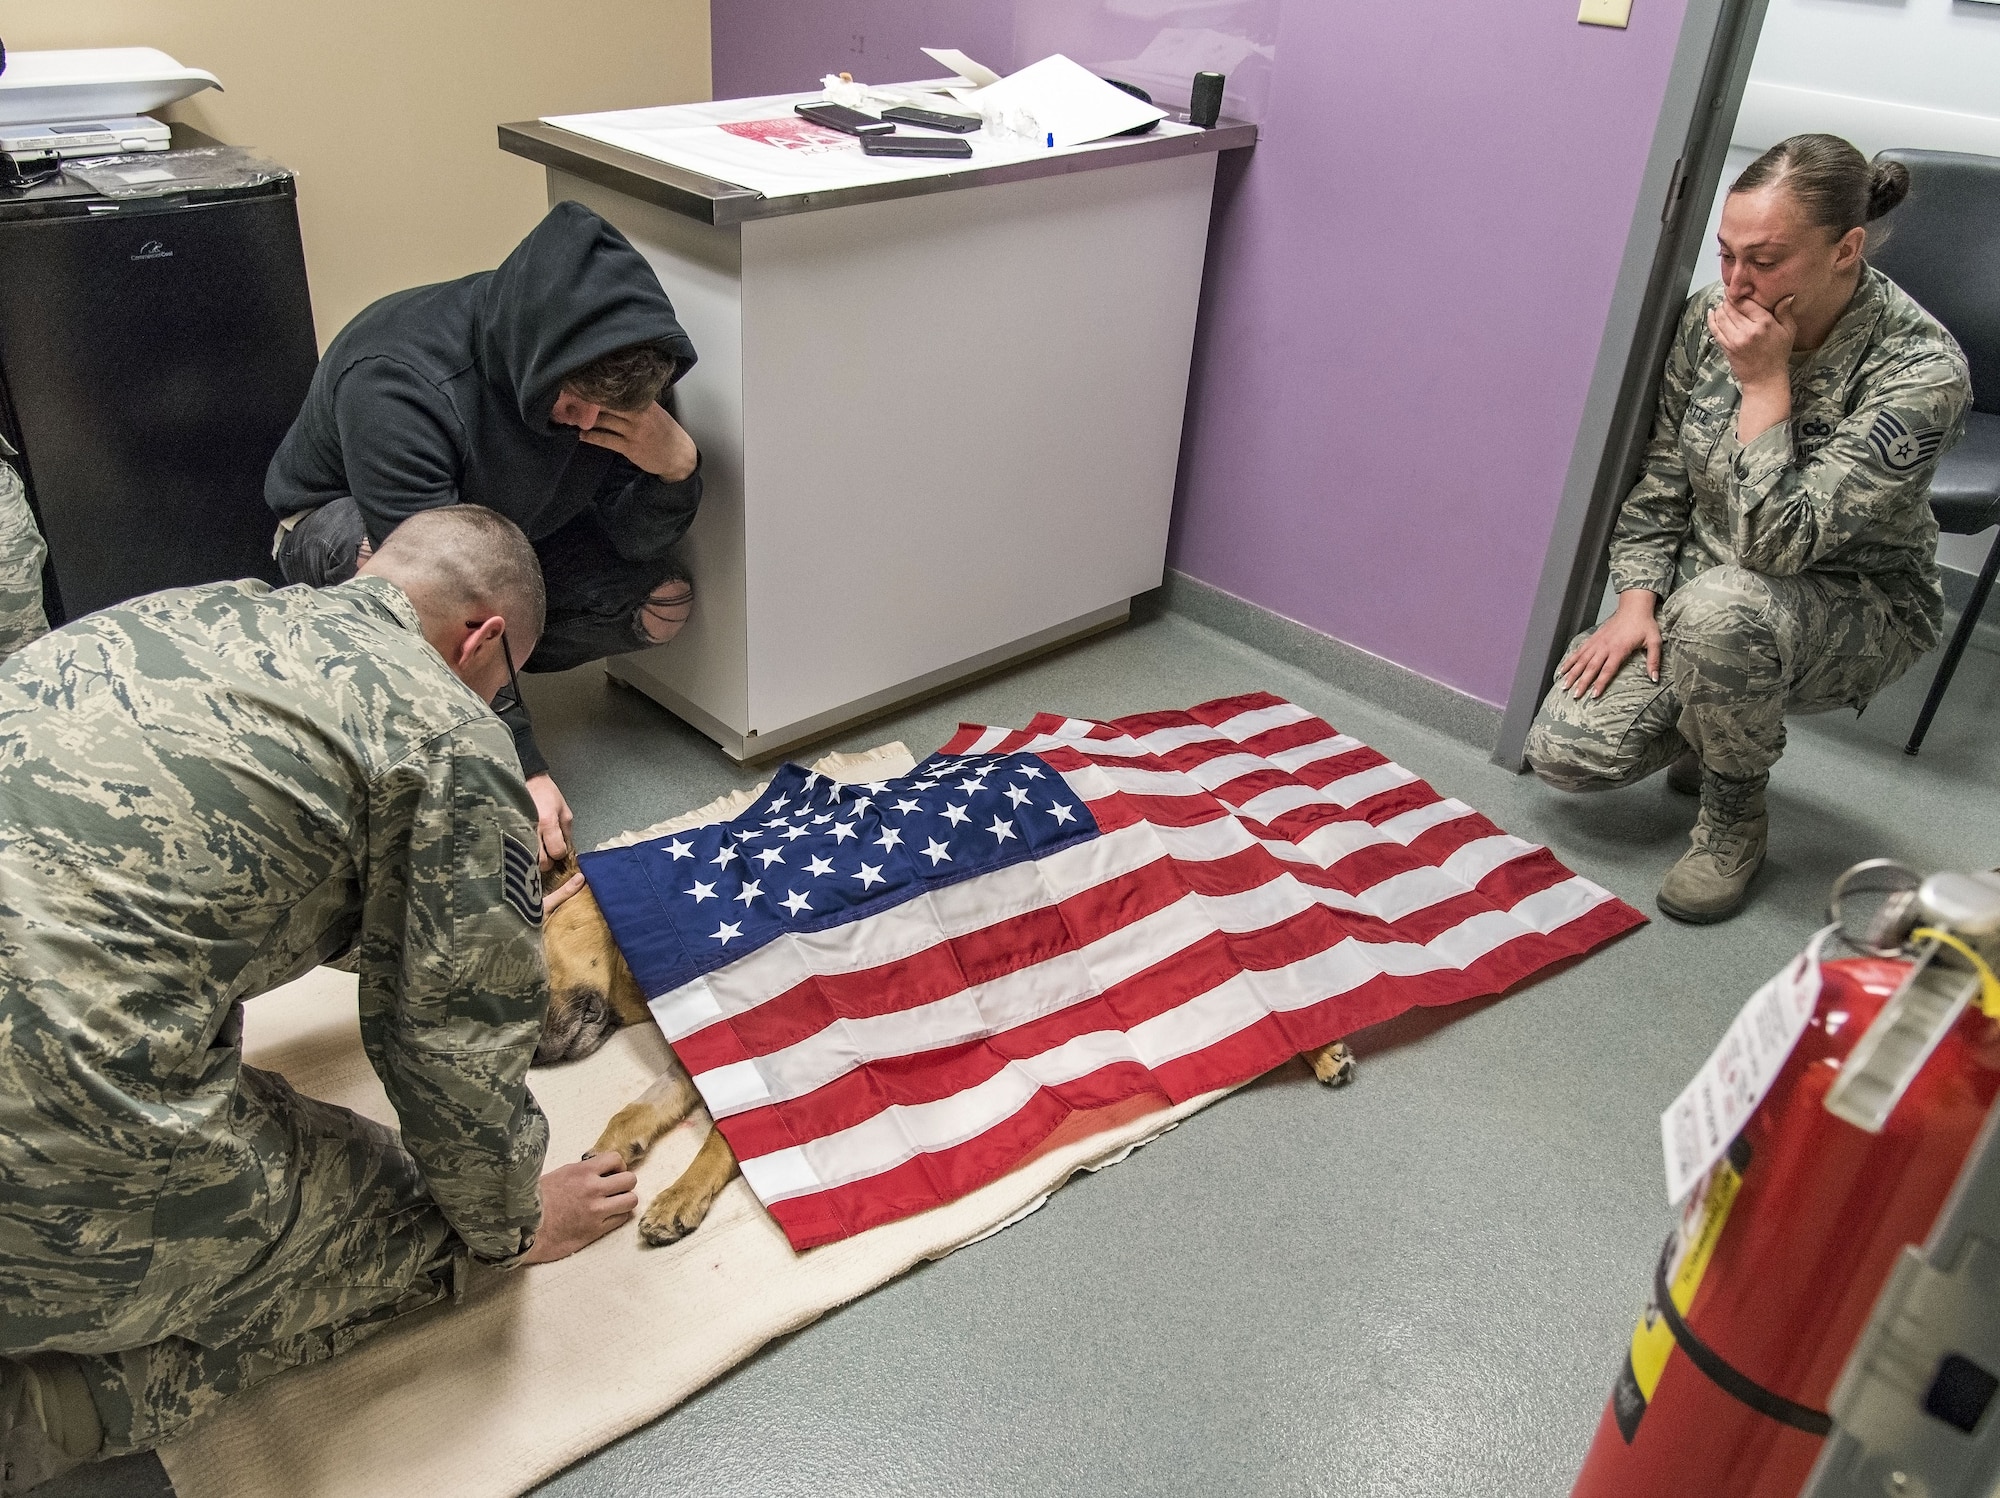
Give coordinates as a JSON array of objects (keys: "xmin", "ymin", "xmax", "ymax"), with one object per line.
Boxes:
[
  {"xmin": 0, "ymin": 460, "xmax": 48, "ymax": 660},
  {"xmin": 1, "ymin": 1067, "xmax": 461, "ymax": 1457},
  {"xmin": 1524, "ymin": 564, "xmax": 1921, "ymax": 791}
]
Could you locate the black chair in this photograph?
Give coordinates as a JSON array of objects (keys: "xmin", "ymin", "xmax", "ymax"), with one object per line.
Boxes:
[{"xmin": 1867, "ymin": 149, "xmax": 2000, "ymax": 754}]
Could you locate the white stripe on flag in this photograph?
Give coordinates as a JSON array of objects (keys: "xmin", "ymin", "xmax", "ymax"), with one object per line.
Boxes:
[
  {"xmin": 647, "ymin": 806, "xmax": 1545, "ymax": 1039},
  {"xmin": 1376, "ymin": 797, "xmax": 1477, "ymax": 843},
  {"xmin": 1130, "ymin": 722, "xmax": 1239, "ymax": 755},
  {"xmin": 1441, "ymin": 834, "xmax": 1544, "ymax": 889},
  {"xmin": 1172, "ymin": 750, "xmax": 1289, "ymax": 792},
  {"xmin": 1209, "ymin": 700, "xmax": 1315, "ymax": 741},
  {"xmin": 732, "ymin": 876, "xmax": 1615, "ymax": 1198},
  {"xmin": 1265, "ymin": 734, "xmax": 1365, "ymax": 773},
  {"xmin": 1065, "ymin": 755, "xmax": 1418, "ymax": 813},
  {"xmin": 687, "ymin": 872, "xmax": 1608, "ymax": 1116},
  {"xmin": 1237, "ymin": 761, "xmax": 1418, "ymax": 820}
]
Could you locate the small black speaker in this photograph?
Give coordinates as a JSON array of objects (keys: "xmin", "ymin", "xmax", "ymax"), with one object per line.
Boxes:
[{"xmin": 1189, "ymin": 71, "xmax": 1224, "ymax": 129}]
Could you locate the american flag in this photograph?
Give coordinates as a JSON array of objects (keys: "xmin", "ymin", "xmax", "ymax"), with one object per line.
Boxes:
[{"xmin": 580, "ymin": 693, "xmax": 1642, "ymax": 1249}]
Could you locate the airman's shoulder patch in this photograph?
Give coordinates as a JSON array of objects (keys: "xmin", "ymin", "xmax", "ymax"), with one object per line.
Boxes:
[
  {"xmin": 501, "ymin": 832, "xmax": 543, "ymax": 927},
  {"xmin": 1866, "ymin": 410, "xmax": 1945, "ymax": 473}
]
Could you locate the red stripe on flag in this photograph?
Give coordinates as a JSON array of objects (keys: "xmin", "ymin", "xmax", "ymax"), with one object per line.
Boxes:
[
  {"xmin": 706, "ymin": 884, "xmax": 1638, "ymax": 1157},
  {"xmin": 669, "ymin": 829, "xmax": 1563, "ymax": 1073}
]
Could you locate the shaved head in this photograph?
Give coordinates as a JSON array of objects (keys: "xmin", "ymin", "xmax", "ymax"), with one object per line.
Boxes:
[{"xmin": 362, "ymin": 505, "xmax": 546, "ymax": 654}]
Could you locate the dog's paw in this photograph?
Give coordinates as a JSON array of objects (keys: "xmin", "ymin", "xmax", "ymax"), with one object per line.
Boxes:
[
  {"xmin": 638, "ymin": 1180, "xmax": 714, "ymax": 1246},
  {"xmin": 592, "ymin": 1101, "xmax": 669, "ymax": 1168},
  {"xmin": 1304, "ymin": 1040, "xmax": 1357, "ymax": 1088}
]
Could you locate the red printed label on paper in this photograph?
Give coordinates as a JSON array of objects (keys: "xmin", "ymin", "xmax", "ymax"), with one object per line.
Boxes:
[{"xmin": 718, "ymin": 118, "xmax": 852, "ymax": 155}]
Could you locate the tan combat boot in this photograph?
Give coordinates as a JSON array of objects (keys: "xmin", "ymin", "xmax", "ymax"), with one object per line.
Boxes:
[
  {"xmin": 0, "ymin": 1354, "xmax": 102, "ymax": 1497},
  {"xmin": 1657, "ymin": 771, "xmax": 1768, "ymax": 924}
]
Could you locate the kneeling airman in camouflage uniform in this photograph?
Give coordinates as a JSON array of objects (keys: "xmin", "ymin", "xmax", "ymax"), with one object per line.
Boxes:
[
  {"xmin": 0, "ymin": 507, "xmax": 639, "ymax": 1493},
  {"xmin": 1526, "ymin": 134, "xmax": 1971, "ymax": 922}
]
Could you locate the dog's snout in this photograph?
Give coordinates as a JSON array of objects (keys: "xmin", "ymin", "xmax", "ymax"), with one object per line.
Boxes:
[{"xmin": 535, "ymin": 984, "xmax": 622, "ymax": 1065}]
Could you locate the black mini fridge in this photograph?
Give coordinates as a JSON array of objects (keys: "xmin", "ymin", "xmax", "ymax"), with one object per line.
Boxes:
[{"xmin": 0, "ymin": 139, "xmax": 317, "ymax": 623}]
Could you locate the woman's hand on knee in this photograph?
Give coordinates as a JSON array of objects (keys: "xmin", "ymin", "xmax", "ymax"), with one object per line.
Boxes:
[{"xmin": 1559, "ymin": 590, "xmax": 1661, "ymax": 699}]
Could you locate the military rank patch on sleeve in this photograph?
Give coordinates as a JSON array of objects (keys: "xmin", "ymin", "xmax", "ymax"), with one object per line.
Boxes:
[
  {"xmin": 1866, "ymin": 410, "xmax": 1945, "ymax": 473},
  {"xmin": 501, "ymin": 832, "xmax": 544, "ymax": 927}
]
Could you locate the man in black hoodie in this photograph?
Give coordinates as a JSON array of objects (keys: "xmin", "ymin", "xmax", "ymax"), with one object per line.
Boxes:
[{"xmin": 266, "ymin": 202, "xmax": 701, "ymax": 885}]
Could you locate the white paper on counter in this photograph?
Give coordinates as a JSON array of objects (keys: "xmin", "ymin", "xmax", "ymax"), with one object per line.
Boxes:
[
  {"xmin": 960, "ymin": 54, "xmax": 1165, "ymax": 148},
  {"xmin": 919, "ymin": 47, "xmax": 1003, "ymax": 89},
  {"xmin": 543, "ymin": 87, "xmax": 1196, "ymax": 200}
]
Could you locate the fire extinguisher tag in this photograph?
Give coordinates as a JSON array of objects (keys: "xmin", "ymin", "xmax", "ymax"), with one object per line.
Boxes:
[{"xmin": 1659, "ymin": 925, "xmax": 1834, "ymax": 1204}]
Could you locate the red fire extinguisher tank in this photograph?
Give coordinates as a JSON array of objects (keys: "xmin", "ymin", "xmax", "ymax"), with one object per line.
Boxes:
[{"xmin": 1572, "ymin": 955, "xmax": 2000, "ymax": 1498}]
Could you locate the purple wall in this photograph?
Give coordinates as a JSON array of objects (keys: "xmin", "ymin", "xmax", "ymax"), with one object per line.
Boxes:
[
  {"xmin": 1171, "ymin": 3, "xmax": 1688, "ymax": 703},
  {"xmin": 711, "ymin": 1, "xmax": 1691, "ymax": 706},
  {"xmin": 710, "ymin": 1, "xmax": 1017, "ymax": 99}
]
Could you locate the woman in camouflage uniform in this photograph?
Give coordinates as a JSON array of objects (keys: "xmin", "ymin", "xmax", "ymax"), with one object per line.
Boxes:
[{"xmin": 1525, "ymin": 134, "xmax": 1971, "ymax": 923}]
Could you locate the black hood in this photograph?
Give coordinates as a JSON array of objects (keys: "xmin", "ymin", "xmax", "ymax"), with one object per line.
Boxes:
[{"xmin": 476, "ymin": 200, "xmax": 699, "ymax": 433}]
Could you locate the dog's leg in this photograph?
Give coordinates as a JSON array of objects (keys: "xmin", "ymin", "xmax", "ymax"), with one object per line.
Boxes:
[
  {"xmin": 639, "ymin": 1124, "xmax": 739, "ymax": 1247},
  {"xmin": 589, "ymin": 1063, "xmax": 701, "ymax": 1167},
  {"xmin": 1301, "ymin": 1040, "xmax": 1357, "ymax": 1088}
]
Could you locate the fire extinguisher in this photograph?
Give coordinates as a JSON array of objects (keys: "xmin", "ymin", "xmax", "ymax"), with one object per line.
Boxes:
[{"xmin": 1571, "ymin": 865, "xmax": 2000, "ymax": 1498}]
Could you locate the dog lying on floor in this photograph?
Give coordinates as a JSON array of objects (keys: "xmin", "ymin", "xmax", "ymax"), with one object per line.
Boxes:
[
  {"xmin": 536, "ymin": 859, "xmax": 742, "ymax": 1246},
  {"xmin": 534, "ymin": 777, "xmax": 1360, "ymax": 1248}
]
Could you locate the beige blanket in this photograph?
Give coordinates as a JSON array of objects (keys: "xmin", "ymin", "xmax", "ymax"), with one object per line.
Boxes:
[{"xmin": 157, "ymin": 747, "xmax": 1230, "ymax": 1498}]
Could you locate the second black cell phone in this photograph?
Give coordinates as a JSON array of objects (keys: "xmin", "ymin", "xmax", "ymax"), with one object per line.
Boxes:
[
  {"xmin": 859, "ymin": 134, "xmax": 973, "ymax": 159},
  {"xmin": 879, "ymin": 105, "xmax": 983, "ymax": 134},
  {"xmin": 794, "ymin": 101, "xmax": 893, "ymax": 136}
]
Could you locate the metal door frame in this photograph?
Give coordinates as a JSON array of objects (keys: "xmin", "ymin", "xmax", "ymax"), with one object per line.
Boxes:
[{"xmin": 1493, "ymin": 0, "xmax": 1771, "ymax": 768}]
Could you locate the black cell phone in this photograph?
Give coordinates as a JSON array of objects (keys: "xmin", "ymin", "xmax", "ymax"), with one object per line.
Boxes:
[
  {"xmin": 859, "ymin": 134, "xmax": 974, "ymax": 159},
  {"xmin": 794, "ymin": 101, "xmax": 893, "ymax": 136},
  {"xmin": 879, "ymin": 105, "xmax": 983, "ymax": 134}
]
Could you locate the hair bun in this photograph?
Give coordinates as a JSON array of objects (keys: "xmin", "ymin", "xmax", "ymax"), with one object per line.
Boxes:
[{"xmin": 1866, "ymin": 158, "xmax": 1911, "ymax": 221}]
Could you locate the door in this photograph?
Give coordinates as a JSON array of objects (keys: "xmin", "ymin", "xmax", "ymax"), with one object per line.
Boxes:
[{"xmin": 1492, "ymin": 0, "xmax": 1770, "ymax": 768}]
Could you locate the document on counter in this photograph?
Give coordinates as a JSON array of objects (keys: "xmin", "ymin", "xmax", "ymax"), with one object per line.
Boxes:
[
  {"xmin": 919, "ymin": 47, "xmax": 1002, "ymax": 88},
  {"xmin": 543, "ymin": 70, "xmax": 1184, "ymax": 200},
  {"xmin": 954, "ymin": 54, "xmax": 1164, "ymax": 149}
]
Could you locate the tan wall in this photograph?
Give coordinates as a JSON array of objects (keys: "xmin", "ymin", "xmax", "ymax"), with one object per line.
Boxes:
[{"xmin": 7, "ymin": 3, "xmax": 712, "ymax": 342}]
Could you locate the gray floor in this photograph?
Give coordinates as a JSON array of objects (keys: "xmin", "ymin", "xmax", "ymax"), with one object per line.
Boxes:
[{"xmin": 52, "ymin": 598, "xmax": 2000, "ymax": 1498}]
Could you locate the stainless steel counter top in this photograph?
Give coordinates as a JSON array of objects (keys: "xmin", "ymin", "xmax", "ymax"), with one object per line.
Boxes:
[{"xmin": 498, "ymin": 113, "xmax": 1256, "ymax": 227}]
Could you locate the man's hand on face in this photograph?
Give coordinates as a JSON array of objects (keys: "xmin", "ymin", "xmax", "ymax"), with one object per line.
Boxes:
[
  {"xmin": 526, "ymin": 773, "xmax": 584, "ymax": 912},
  {"xmin": 578, "ymin": 403, "xmax": 699, "ymax": 482}
]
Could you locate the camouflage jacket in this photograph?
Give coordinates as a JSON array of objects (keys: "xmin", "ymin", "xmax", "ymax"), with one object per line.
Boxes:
[
  {"xmin": 1609, "ymin": 266, "xmax": 1971, "ymax": 650},
  {"xmin": 0, "ymin": 449, "xmax": 48, "ymax": 659},
  {"xmin": 0, "ymin": 577, "xmax": 550, "ymax": 1339}
]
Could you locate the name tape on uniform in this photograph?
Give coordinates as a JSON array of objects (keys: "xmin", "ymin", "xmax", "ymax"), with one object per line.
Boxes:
[{"xmin": 1660, "ymin": 925, "xmax": 1833, "ymax": 1203}]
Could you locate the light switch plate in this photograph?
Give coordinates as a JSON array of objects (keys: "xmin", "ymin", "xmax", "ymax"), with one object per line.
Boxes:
[{"xmin": 1579, "ymin": 0, "xmax": 1633, "ymax": 26}]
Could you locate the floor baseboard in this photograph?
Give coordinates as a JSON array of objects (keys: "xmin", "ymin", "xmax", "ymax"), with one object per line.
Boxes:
[
  {"xmin": 1148, "ymin": 571, "xmax": 1503, "ymax": 753},
  {"xmin": 1149, "ymin": 565, "xmax": 1992, "ymax": 764}
]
